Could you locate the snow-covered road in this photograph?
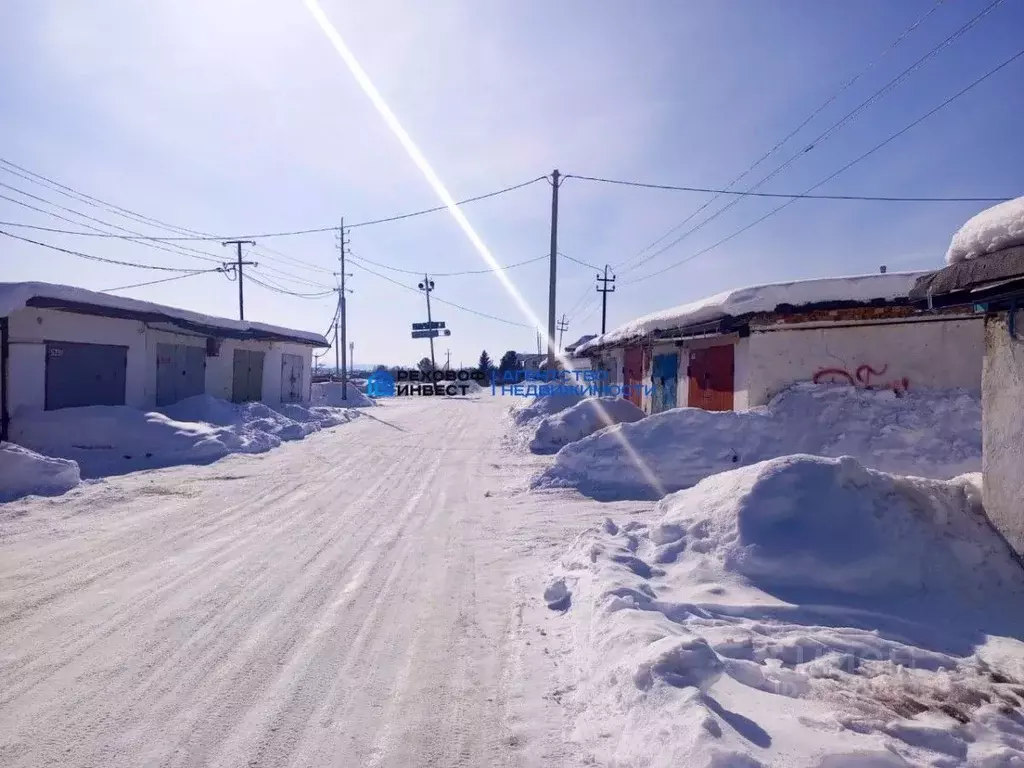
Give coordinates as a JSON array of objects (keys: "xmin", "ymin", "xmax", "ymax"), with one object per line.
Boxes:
[{"xmin": 0, "ymin": 395, "xmax": 609, "ymax": 768}]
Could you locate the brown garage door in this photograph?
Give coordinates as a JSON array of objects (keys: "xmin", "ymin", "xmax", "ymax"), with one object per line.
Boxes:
[{"xmin": 687, "ymin": 344, "xmax": 734, "ymax": 411}]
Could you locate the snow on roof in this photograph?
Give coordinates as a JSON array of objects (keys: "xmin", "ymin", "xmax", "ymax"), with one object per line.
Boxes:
[
  {"xmin": 0, "ymin": 281, "xmax": 328, "ymax": 346},
  {"xmin": 577, "ymin": 271, "xmax": 929, "ymax": 353},
  {"xmin": 564, "ymin": 334, "xmax": 597, "ymax": 353},
  {"xmin": 945, "ymin": 196, "xmax": 1024, "ymax": 265}
]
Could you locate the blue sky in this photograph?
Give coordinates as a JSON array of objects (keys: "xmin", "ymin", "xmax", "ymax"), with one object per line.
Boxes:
[{"xmin": 1, "ymin": 0, "xmax": 1021, "ymax": 367}]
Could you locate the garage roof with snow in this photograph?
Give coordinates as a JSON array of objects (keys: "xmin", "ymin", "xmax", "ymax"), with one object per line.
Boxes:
[
  {"xmin": 0, "ymin": 282, "xmax": 329, "ymax": 346},
  {"xmin": 577, "ymin": 271, "xmax": 929, "ymax": 354}
]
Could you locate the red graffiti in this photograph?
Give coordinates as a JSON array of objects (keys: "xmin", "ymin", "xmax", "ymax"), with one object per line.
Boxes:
[{"xmin": 812, "ymin": 363, "xmax": 910, "ymax": 395}]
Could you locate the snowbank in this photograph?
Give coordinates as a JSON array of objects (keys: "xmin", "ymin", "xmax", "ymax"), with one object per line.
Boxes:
[
  {"xmin": 946, "ymin": 196, "xmax": 1024, "ymax": 265},
  {"xmin": 311, "ymin": 381, "xmax": 376, "ymax": 407},
  {"xmin": 510, "ymin": 392, "xmax": 585, "ymax": 426},
  {"xmin": 578, "ymin": 271, "xmax": 927, "ymax": 352},
  {"xmin": 0, "ymin": 442, "xmax": 81, "ymax": 502},
  {"xmin": 550, "ymin": 456, "xmax": 1024, "ymax": 767},
  {"xmin": 530, "ymin": 397, "xmax": 646, "ymax": 454},
  {"xmin": 10, "ymin": 396, "xmax": 358, "ymax": 479},
  {"xmin": 535, "ymin": 384, "xmax": 980, "ymax": 499}
]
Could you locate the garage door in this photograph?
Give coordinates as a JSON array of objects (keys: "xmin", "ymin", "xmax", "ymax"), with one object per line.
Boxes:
[
  {"xmin": 232, "ymin": 348, "xmax": 265, "ymax": 403},
  {"xmin": 45, "ymin": 341, "xmax": 128, "ymax": 410},
  {"xmin": 156, "ymin": 343, "xmax": 207, "ymax": 406},
  {"xmin": 280, "ymin": 353, "xmax": 304, "ymax": 403}
]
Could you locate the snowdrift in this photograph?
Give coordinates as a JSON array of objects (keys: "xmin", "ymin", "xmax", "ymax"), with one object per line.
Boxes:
[
  {"xmin": 530, "ymin": 397, "xmax": 646, "ymax": 454},
  {"xmin": 9, "ymin": 396, "xmax": 358, "ymax": 479},
  {"xmin": 0, "ymin": 442, "xmax": 81, "ymax": 502},
  {"xmin": 510, "ymin": 392, "xmax": 585, "ymax": 426},
  {"xmin": 535, "ymin": 384, "xmax": 980, "ymax": 499},
  {"xmin": 946, "ymin": 196, "xmax": 1024, "ymax": 264},
  {"xmin": 550, "ymin": 455, "xmax": 1024, "ymax": 767},
  {"xmin": 311, "ymin": 381, "xmax": 375, "ymax": 407}
]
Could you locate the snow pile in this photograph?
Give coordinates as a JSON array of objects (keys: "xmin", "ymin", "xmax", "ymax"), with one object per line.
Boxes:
[
  {"xmin": 578, "ymin": 272, "xmax": 928, "ymax": 352},
  {"xmin": 536, "ymin": 384, "xmax": 980, "ymax": 499},
  {"xmin": 530, "ymin": 397, "xmax": 646, "ymax": 454},
  {"xmin": 0, "ymin": 442, "xmax": 81, "ymax": 502},
  {"xmin": 311, "ymin": 381, "xmax": 376, "ymax": 408},
  {"xmin": 550, "ymin": 456, "xmax": 1024, "ymax": 767},
  {"xmin": 10, "ymin": 397, "xmax": 358, "ymax": 479},
  {"xmin": 946, "ymin": 196, "xmax": 1024, "ymax": 265},
  {"xmin": 510, "ymin": 392, "xmax": 585, "ymax": 426}
]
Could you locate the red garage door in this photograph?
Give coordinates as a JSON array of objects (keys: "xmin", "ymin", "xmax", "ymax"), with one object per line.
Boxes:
[{"xmin": 687, "ymin": 345, "xmax": 734, "ymax": 411}]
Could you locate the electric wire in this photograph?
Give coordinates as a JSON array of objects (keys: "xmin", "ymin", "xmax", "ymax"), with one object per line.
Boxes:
[
  {"xmin": 563, "ymin": 174, "xmax": 1011, "ymax": 203},
  {"xmin": 0, "ymin": 176, "xmax": 549, "ymax": 241},
  {"xmin": 620, "ymin": 46, "xmax": 1024, "ymax": 287},
  {"xmin": 612, "ymin": 0, "xmax": 1007, "ymax": 276},
  {"xmin": 103, "ymin": 269, "xmax": 223, "ymax": 293},
  {"xmin": 347, "ymin": 259, "xmax": 531, "ymax": 328},
  {"xmin": 0, "ymin": 229, "xmax": 212, "ymax": 272}
]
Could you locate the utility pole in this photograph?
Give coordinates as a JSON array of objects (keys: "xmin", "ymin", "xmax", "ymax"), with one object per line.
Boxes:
[
  {"xmin": 546, "ymin": 169, "xmax": 561, "ymax": 368},
  {"xmin": 222, "ymin": 240, "xmax": 257, "ymax": 320},
  {"xmin": 596, "ymin": 265, "xmax": 616, "ymax": 335},
  {"xmin": 445, "ymin": 349, "xmax": 451, "ymax": 371},
  {"xmin": 418, "ymin": 274, "xmax": 436, "ymax": 370},
  {"xmin": 349, "ymin": 340, "xmax": 355, "ymax": 375},
  {"xmin": 335, "ymin": 219, "xmax": 353, "ymax": 398},
  {"xmin": 557, "ymin": 314, "xmax": 569, "ymax": 352}
]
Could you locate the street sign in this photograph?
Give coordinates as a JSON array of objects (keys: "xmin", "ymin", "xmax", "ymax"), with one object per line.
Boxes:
[
  {"xmin": 411, "ymin": 321, "xmax": 446, "ymax": 331},
  {"xmin": 411, "ymin": 329, "xmax": 440, "ymax": 339}
]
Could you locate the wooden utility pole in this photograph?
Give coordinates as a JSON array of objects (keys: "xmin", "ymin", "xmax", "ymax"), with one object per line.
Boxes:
[
  {"xmin": 222, "ymin": 240, "xmax": 257, "ymax": 320},
  {"xmin": 596, "ymin": 265, "xmax": 616, "ymax": 335},
  {"xmin": 557, "ymin": 314, "xmax": 569, "ymax": 352},
  {"xmin": 546, "ymin": 169, "xmax": 561, "ymax": 368},
  {"xmin": 336, "ymin": 219, "xmax": 353, "ymax": 398}
]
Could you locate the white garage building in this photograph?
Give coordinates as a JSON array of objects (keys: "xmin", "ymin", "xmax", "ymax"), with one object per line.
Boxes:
[
  {"xmin": 0, "ymin": 282, "xmax": 329, "ymax": 441},
  {"xmin": 577, "ymin": 271, "xmax": 983, "ymax": 415}
]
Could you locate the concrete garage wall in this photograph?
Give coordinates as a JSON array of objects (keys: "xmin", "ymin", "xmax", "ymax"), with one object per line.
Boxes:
[
  {"xmin": 5, "ymin": 308, "xmax": 316, "ymax": 419},
  {"xmin": 744, "ymin": 317, "xmax": 983, "ymax": 407},
  {"xmin": 982, "ymin": 312, "xmax": 1024, "ymax": 557},
  {"xmin": 7, "ymin": 307, "xmax": 149, "ymax": 414}
]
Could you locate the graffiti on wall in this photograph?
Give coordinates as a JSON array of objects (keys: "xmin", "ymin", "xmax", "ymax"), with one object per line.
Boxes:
[{"xmin": 812, "ymin": 363, "xmax": 910, "ymax": 395}]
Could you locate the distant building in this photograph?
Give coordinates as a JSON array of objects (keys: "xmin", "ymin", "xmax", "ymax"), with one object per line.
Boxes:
[
  {"xmin": 576, "ymin": 272, "xmax": 982, "ymax": 415},
  {"xmin": 0, "ymin": 282, "xmax": 328, "ymax": 441},
  {"xmin": 517, "ymin": 353, "xmax": 546, "ymax": 373}
]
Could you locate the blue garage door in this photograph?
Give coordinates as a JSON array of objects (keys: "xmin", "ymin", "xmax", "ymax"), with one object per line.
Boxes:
[
  {"xmin": 651, "ymin": 352, "xmax": 679, "ymax": 413},
  {"xmin": 45, "ymin": 341, "xmax": 128, "ymax": 410}
]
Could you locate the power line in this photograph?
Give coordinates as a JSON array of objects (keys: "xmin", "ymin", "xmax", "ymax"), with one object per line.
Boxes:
[
  {"xmin": 613, "ymin": 0, "xmax": 1007, "ymax": 276},
  {"xmin": 0, "ymin": 181, "xmax": 225, "ymax": 266},
  {"xmin": 558, "ymin": 251, "xmax": 601, "ymax": 270},
  {"xmin": 347, "ymin": 251, "xmax": 548, "ymax": 276},
  {"xmin": 345, "ymin": 176, "xmax": 548, "ymax": 230},
  {"xmin": 0, "ymin": 175, "xmax": 549, "ymax": 241},
  {"xmin": 347, "ymin": 259, "xmax": 531, "ymax": 328},
  {"xmin": 563, "ymin": 174, "xmax": 1011, "ymax": 203},
  {"xmin": 621, "ymin": 45, "xmax": 1024, "ymax": 287},
  {"xmin": 103, "ymin": 269, "xmax": 222, "ymax": 292},
  {"xmin": 0, "ymin": 160, "xmax": 338, "ymax": 277},
  {"xmin": 0, "ymin": 229, "xmax": 210, "ymax": 272},
  {"xmin": 247, "ymin": 271, "xmax": 337, "ymax": 299}
]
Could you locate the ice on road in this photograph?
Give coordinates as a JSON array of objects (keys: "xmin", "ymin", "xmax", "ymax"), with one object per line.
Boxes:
[{"xmin": 0, "ymin": 395, "xmax": 590, "ymax": 768}]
